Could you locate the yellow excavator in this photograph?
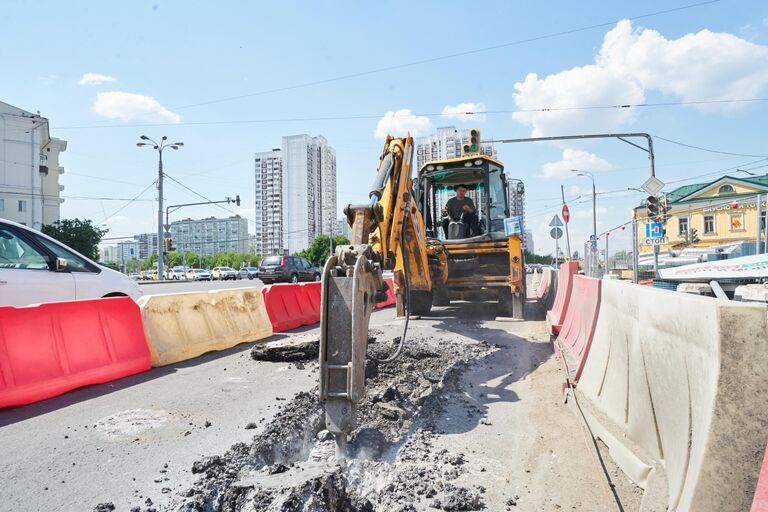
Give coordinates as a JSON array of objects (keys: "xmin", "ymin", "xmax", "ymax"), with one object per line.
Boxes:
[{"xmin": 319, "ymin": 132, "xmax": 525, "ymax": 456}]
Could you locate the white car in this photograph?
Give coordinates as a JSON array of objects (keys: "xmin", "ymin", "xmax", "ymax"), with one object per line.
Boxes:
[
  {"xmin": 0, "ymin": 219, "xmax": 143, "ymax": 307},
  {"xmin": 187, "ymin": 268, "xmax": 212, "ymax": 281},
  {"xmin": 211, "ymin": 266, "xmax": 238, "ymax": 280},
  {"xmin": 168, "ymin": 266, "xmax": 191, "ymax": 280}
]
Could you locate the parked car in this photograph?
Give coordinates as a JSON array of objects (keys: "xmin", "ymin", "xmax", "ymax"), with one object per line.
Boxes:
[
  {"xmin": 259, "ymin": 255, "xmax": 320, "ymax": 284},
  {"xmin": 0, "ymin": 219, "xmax": 143, "ymax": 307},
  {"xmin": 238, "ymin": 266, "xmax": 260, "ymax": 280},
  {"xmin": 211, "ymin": 266, "xmax": 238, "ymax": 280},
  {"xmin": 167, "ymin": 265, "xmax": 191, "ymax": 280},
  {"xmin": 128, "ymin": 272, "xmax": 141, "ymax": 280},
  {"xmin": 186, "ymin": 268, "xmax": 212, "ymax": 281}
]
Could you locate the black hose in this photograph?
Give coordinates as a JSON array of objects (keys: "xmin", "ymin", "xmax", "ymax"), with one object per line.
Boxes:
[{"xmin": 368, "ymin": 198, "xmax": 411, "ymax": 364}]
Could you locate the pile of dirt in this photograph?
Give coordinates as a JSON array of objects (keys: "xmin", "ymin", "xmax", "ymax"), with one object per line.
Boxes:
[{"xmin": 170, "ymin": 330, "xmax": 494, "ymax": 511}]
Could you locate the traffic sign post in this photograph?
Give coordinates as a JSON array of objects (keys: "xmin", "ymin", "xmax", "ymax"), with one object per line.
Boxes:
[{"xmin": 560, "ymin": 185, "xmax": 572, "ymax": 260}]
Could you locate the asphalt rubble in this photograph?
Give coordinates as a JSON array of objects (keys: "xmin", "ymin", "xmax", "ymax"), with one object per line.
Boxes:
[{"xmin": 144, "ymin": 327, "xmax": 497, "ymax": 512}]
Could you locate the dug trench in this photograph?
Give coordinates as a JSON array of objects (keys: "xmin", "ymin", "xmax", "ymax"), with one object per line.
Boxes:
[{"xmin": 165, "ymin": 322, "xmax": 499, "ymax": 512}]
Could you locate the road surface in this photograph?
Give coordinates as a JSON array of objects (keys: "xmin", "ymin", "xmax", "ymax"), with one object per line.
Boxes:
[{"xmin": 0, "ymin": 278, "xmax": 637, "ymax": 511}]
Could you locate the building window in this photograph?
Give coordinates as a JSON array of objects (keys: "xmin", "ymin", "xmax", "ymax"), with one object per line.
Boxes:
[
  {"xmin": 18, "ymin": 200, "xmax": 27, "ymax": 212},
  {"xmin": 678, "ymin": 216, "xmax": 689, "ymax": 236},
  {"xmin": 703, "ymin": 214, "xmax": 715, "ymax": 234},
  {"xmin": 718, "ymin": 184, "xmax": 735, "ymax": 195},
  {"xmin": 729, "ymin": 212, "xmax": 745, "ymax": 231}
]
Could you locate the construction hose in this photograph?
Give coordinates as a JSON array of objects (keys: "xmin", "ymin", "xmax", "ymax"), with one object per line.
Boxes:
[{"xmin": 368, "ymin": 198, "xmax": 411, "ymax": 364}]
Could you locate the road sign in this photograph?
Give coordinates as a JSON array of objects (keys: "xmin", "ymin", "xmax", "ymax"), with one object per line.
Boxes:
[
  {"xmin": 550, "ymin": 227, "xmax": 563, "ymax": 239},
  {"xmin": 643, "ymin": 236, "xmax": 669, "ymax": 246},
  {"xmin": 645, "ymin": 222, "xmax": 663, "ymax": 239},
  {"xmin": 163, "ymin": 223, "xmax": 171, "ymax": 231},
  {"xmin": 589, "ymin": 234, "xmax": 597, "ymax": 250},
  {"xmin": 549, "ymin": 215, "xmax": 563, "ymax": 227},
  {"xmin": 561, "ymin": 205, "xmax": 570, "ymax": 223},
  {"xmin": 642, "ymin": 176, "xmax": 665, "ymax": 196}
]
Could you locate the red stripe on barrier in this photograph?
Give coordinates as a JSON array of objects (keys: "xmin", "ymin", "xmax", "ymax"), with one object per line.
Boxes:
[
  {"xmin": 0, "ymin": 297, "xmax": 150, "ymax": 408},
  {"xmin": 554, "ymin": 275, "xmax": 601, "ymax": 383},
  {"xmin": 546, "ymin": 262, "xmax": 579, "ymax": 335},
  {"xmin": 375, "ymin": 278, "xmax": 396, "ymax": 309},
  {"xmin": 261, "ymin": 282, "xmax": 321, "ymax": 332},
  {"xmin": 536, "ymin": 268, "xmax": 551, "ymax": 299},
  {"xmin": 752, "ymin": 444, "xmax": 768, "ymax": 512}
]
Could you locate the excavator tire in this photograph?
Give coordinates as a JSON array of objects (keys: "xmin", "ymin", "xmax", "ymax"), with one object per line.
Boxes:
[
  {"xmin": 409, "ymin": 291, "xmax": 433, "ymax": 316},
  {"xmin": 432, "ymin": 287, "xmax": 450, "ymax": 307}
]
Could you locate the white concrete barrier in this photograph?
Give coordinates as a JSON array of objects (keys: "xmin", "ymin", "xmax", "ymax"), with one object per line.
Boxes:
[
  {"xmin": 576, "ymin": 279, "xmax": 768, "ymax": 512},
  {"xmin": 138, "ymin": 287, "xmax": 273, "ymax": 366}
]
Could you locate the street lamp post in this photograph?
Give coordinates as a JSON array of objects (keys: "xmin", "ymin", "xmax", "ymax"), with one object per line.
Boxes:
[
  {"xmin": 137, "ymin": 136, "xmax": 184, "ymax": 280},
  {"xmin": 572, "ymin": 169, "xmax": 597, "ymax": 276}
]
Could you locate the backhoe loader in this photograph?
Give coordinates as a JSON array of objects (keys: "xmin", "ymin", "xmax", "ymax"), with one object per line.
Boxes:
[{"xmin": 318, "ymin": 132, "xmax": 525, "ymax": 456}]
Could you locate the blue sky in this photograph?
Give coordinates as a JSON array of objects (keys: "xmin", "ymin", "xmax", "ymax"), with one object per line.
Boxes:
[{"xmin": 2, "ymin": 0, "xmax": 768, "ymax": 256}]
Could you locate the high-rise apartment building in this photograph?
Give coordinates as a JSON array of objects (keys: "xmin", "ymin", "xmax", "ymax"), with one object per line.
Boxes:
[
  {"xmin": 133, "ymin": 232, "xmax": 159, "ymax": 260},
  {"xmin": 254, "ymin": 134, "xmax": 337, "ymax": 255},
  {"xmin": 254, "ymin": 148, "xmax": 284, "ymax": 256},
  {"xmin": 414, "ymin": 126, "xmax": 496, "ymax": 170},
  {"xmin": 169, "ymin": 215, "xmax": 249, "ymax": 257}
]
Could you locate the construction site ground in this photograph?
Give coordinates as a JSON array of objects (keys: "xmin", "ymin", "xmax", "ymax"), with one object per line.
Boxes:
[{"xmin": 0, "ymin": 277, "xmax": 640, "ymax": 511}]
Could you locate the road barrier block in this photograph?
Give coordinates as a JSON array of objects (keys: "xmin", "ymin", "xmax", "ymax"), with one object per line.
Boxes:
[
  {"xmin": 553, "ymin": 275, "xmax": 601, "ymax": 384},
  {"xmin": 536, "ymin": 268, "xmax": 551, "ymax": 299},
  {"xmin": 138, "ymin": 288, "xmax": 272, "ymax": 366},
  {"xmin": 546, "ymin": 262, "xmax": 578, "ymax": 334},
  {"xmin": 576, "ymin": 279, "xmax": 768, "ymax": 511},
  {"xmin": 262, "ymin": 283, "xmax": 320, "ymax": 332},
  {"xmin": 0, "ymin": 298, "xmax": 150, "ymax": 408},
  {"xmin": 375, "ymin": 278, "xmax": 397, "ymax": 309},
  {"xmin": 752, "ymin": 444, "xmax": 768, "ymax": 511}
]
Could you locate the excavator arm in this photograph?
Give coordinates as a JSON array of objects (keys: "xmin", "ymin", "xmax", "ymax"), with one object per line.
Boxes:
[{"xmin": 318, "ymin": 135, "xmax": 430, "ymax": 457}]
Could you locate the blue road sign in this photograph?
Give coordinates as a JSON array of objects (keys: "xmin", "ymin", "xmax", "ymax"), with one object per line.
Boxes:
[
  {"xmin": 589, "ymin": 234, "xmax": 597, "ymax": 250},
  {"xmin": 646, "ymin": 222, "xmax": 663, "ymax": 239}
]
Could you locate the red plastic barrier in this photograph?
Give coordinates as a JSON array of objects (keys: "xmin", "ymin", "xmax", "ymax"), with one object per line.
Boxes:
[
  {"xmin": 261, "ymin": 283, "xmax": 320, "ymax": 332},
  {"xmin": 546, "ymin": 262, "xmax": 579, "ymax": 335},
  {"xmin": 536, "ymin": 268, "xmax": 551, "ymax": 299},
  {"xmin": 553, "ymin": 275, "xmax": 601, "ymax": 383},
  {"xmin": 752, "ymin": 444, "xmax": 768, "ymax": 512},
  {"xmin": 375, "ymin": 278, "xmax": 396, "ymax": 309},
  {"xmin": 0, "ymin": 297, "xmax": 150, "ymax": 408}
]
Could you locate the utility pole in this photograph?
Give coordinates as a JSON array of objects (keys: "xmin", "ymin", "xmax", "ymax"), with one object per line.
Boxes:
[
  {"xmin": 137, "ymin": 136, "xmax": 184, "ymax": 281},
  {"xmin": 756, "ymin": 193, "xmax": 763, "ymax": 255},
  {"xmin": 572, "ymin": 169, "xmax": 597, "ymax": 276},
  {"xmin": 560, "ymin": 185, "xmax": 571, "ymax": 259}
]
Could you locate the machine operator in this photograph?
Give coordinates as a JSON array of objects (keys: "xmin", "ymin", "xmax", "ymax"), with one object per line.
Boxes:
[{"xmin": 441, "ymin": 184, "xmax": 479, "ymax": 238}]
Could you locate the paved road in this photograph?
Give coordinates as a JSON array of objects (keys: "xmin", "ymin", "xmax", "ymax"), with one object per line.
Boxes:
[
  {"xmin": 0, "ymin": 277, "xmax": 632, "ymax": 511},
  {"xmin": 137, "ymin": 278, "xmax": 264, "ymax": 294}
]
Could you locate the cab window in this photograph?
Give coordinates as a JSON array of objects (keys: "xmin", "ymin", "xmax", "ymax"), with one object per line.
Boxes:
[
  {"xmin": 0, "ymin": 226, "xmax": 49, "ymax": 270},
  {"xmin": 488, "ymin": 165, "xmax": 507, "ymax": 233}
]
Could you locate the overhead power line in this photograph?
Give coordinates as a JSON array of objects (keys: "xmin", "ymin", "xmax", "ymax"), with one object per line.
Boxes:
[
  {"xmin": 164, "ymin": 0, "xmax": 721, "ymax": 111},
  {"xmin": 99, "ymin": 180, "xmax": 158, "ymax": 225},
  {"xmin": 50, "ymin": 97, "xmax": 768, "ymax": 131},
  {"xmin": 655, "ymin": 136, "xmax": 768, "ymax": 158}
]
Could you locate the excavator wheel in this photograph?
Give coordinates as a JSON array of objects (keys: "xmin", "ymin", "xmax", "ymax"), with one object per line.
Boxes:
[
  {"xmin": 409, "ymin": 291, "xmax": 433, "ymax": 316},
  {"xmin": 432, "ymin": 287, "xmax": 450, "ymax": 307}
]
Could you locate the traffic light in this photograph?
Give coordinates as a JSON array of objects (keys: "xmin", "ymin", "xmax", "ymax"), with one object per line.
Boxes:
[
  {"xmin": 462, "ymin": 128, "xmax": 481, "ymax": 155},
  {"xmin": 660, "ymin": 194, "xmax": 669, "ymax": 222},
  {"xmin": 164, "ymin": 238, "xmax": 176, "ymax": 252},
  {"xmin": 646, "ymin": 195, "xmax": 660, "ymax": 217},
  {"xmin": 235, "ymin": 195, "xmax": 241, "ymax": 206}
]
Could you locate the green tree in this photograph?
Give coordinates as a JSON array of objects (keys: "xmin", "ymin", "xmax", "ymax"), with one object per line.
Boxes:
[
  {"xmin": 41, "ymin": 218, "xmax": 107, "ymax": 260},
  {"xmin": 296, "ymin": 235, "xmax": 350, "ymax": 267},
  {"xmin": 523, "ymin": 249, "xmax": 552, "ymax": 265}
]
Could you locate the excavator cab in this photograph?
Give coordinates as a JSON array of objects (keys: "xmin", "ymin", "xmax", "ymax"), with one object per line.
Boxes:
[{"xmin": 416, "ymin": 154, "xmax": 526, "ymax": 317}]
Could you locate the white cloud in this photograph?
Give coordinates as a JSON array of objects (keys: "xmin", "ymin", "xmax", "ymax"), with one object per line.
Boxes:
[
  {"xmin": 513, "ymin": 20, "xmax": 768, "ymax": 136},
  {"xmin": 93, "ymin": 92, "xmax": 181, "ymax": 124},
  {"xmin": 78, "ymin": 73, "xmax": 117, "ymax": 86},
  {"xmin": 441, "ymin": 102, "xmax": 486, "ymax": 122},
  {"xmin": 374, "ymin": 109, "xmax": 433, "ymax": 139},
  {"xmin": 540, "ymin": 148, "xmax": 613, "ymax": 179}
]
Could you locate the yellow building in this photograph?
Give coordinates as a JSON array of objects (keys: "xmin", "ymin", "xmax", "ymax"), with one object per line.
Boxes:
[{"xmin": 635, "ymin": 175, "xmax": 768, "ymax": 253}]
